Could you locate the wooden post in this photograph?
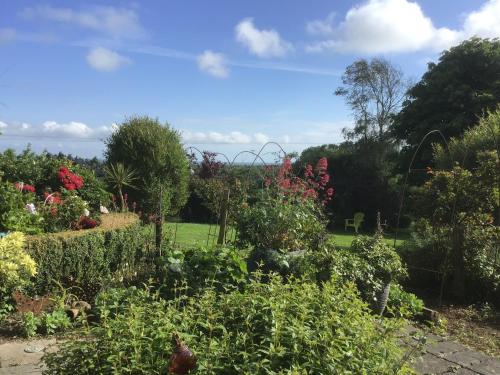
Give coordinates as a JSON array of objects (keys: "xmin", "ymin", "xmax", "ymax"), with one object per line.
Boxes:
[
  {"xmin": 217, "ymin": 189, "xmax": 230, "ymax": 245},
  {"xmin": 155, "ymin": 185, "xmax": 163, "ymax": 256}
]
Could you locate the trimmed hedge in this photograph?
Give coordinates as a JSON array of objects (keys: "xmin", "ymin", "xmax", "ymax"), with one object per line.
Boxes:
[{"xmin": 25, "ymin": 213, "xmax": 150, "ymax": 299}]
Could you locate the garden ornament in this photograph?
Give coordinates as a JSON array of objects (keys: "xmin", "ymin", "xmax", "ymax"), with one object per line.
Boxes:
[{"xmin": 169, "ymin": 333, "xmax": 197, "ymax": 374}]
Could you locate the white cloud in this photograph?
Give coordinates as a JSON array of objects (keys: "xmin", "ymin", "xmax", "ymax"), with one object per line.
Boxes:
[
  {"xmin": 181, "ymin": 130, "xmax": 271, "ymax": 144},
  {"xmin": 20, "ymin": 5, "xmax": 146, "ymax": 40},
  {"xmin": 463, "ymin": 0, "xmax": 500, "ymax": 39},
  {"xmin": 235, "ymin": 18, "xmax": 293, "ymax": 58},
  {"xmin": 306, "ymin": 0, "xmax": 461, "ymax": 54},
  {"xmin": 306, "ymin": 13, "xmax": 336, "ymax": 36},
  {"xmin": 0, "ymin": 120, "xmax": 116, "ymax": 139},
  {"xmin": 254, "ymin": 133, "xmax": 270, "ymax": 144},
  {"xmin": 86, "ymin": 47, "xmax": 131, "ymax": 71},
  {"xmin": 197, "ymin": 50, "xmax": 229, "ymax": 78}
]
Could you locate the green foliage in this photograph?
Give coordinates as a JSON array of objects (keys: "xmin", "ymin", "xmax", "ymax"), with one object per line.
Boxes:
[
  {"xmin": 21, "ymin": 312, "xmax": 41, "ymax": 338},
  {"xmin": 21, "ymin": 308, "xmax": 72, "ymax": 337},
  {"xmin": 434, "ymin": 108, "xmax": 500, "ymax": 170},
  {"xmin": 350, "ymin": 235, "xmax": 407, "ymax": 282},
  {"xmin": 24, "ymin": 214, "xmax": 148, "ymax": 299},
  {"xmin": 0, "ymin": 182, "xmax": 44, "ymax": 234},
  {"xmin": 41, "ymin": 308, "xmax": 72, "ymax": 335},
  {"xmin": 393, "ymin": 37, "xmax": 500, "ymax": 166},
  {"xmin": 409, "ymin": 152, "xmax": 499, "ymax": 302},
  {"xmin": 335, "ymin": 58, "xmax": 407, "ymax": 140},
  {"xmin": 105, "ymin": 116, "xmax": 189, "ymax": 216},
  {"xmin": 235, "ymin": 195, "xmax": 326, "ymax": 252},
  {"xmin": 103, "ymin": 162, "xmax": 138, "ymax": 212},
  {"xmin": 386, "ymin": 284, "xmax": 424, "ymax": 319},
  {"xmin": 157, "ymin": 245, "xmax": 248, "ymax": 295},
  {"xmin": 44, "ymin": 275, "xmax": 412, "ymax": 374}
]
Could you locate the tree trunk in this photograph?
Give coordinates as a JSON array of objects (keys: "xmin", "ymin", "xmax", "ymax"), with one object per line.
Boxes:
[
  {"xmin": 119, "ymin": 188, "xmax": 125, "ymax": 212},
  {"xmin": 155, "ymin": 216, "xmax": 163, "ymax": 256},
  {"xmin": 451, "ymin": 225, "xmax": 466, "ymax": 300}
]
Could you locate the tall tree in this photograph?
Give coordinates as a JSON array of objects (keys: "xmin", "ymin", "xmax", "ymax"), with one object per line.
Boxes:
[
  {"xmin": 335, "ymin": 58, "xmax": 407, "ymax": 141},
  {"xmin": 392, "ymin": 38, "xmax": 500, "ymax": 167},
  {"xmin": 105, "ymin": 116, "xmax": 189, "ymax": 251}
]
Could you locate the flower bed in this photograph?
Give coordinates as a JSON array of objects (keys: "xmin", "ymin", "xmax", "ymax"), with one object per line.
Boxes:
[{"xmin": 0, "ymin": 149, "xmax": 110, "ymax": 235}]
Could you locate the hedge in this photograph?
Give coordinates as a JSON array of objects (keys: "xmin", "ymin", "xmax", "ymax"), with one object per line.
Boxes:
[{"xmin": 25, "ymin": 213, "xmax": 150, "ymax": 299}]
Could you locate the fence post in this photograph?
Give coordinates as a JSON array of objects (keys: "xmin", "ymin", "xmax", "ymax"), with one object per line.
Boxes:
[{"xmin": 217, "ymin": 189, "xmax": 230, "ymax": 245}]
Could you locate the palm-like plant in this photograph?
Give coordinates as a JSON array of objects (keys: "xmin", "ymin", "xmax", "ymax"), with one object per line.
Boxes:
[{"xmin": 103, "ymin": 163, "xmax": 138, "ymax": 212}]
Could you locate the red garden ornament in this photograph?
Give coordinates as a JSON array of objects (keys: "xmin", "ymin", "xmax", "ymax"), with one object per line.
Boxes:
[{"xmin": 168, "ymin": 333, "xmax": 197, "ymax": 374}]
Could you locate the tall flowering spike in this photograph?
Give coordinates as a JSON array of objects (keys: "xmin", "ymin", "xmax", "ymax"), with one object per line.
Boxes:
[{"xmin": 315, "ymin": 157, "xmax": 328, "ymax": 172}]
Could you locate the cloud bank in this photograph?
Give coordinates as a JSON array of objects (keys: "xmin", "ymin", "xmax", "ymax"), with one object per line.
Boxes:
[{"xmin": 306, "ymin": 0, "xmax": 500, "ymax": 54}]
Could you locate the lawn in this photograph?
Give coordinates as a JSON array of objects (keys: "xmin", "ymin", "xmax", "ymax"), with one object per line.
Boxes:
[{"xmin": 166, "ymin": 222, "xmax": 408, "ymax": 249}]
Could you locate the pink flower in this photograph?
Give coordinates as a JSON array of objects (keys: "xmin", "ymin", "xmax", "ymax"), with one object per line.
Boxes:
[
  {"xmin": 327, "ymin": 187, "xmax": 334, "ymax": 197},
  {"xmin": 316, "ymin": 157, "xmax": 328, "ymax": 172}
]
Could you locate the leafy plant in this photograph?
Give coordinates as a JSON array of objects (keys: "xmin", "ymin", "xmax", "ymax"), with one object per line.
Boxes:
[
  {"xmin": 21, "ymin": 311, "xmax": 41, "ymax": 338},
  {"xmin": 41, "ymin": 308, "xmax": 72, "ymax": 335},
  {"xmin": 386, "ymin": 284, "xmax": 424, "ymax": 319},
  {"xmin": 0, "ymin": 232, "xmax": 37, "ymax": 298},
  {"xmin": 103, "ymin": 163, "xmax": 138, "ymax": 212},
  {"xmin": 44, "ymin": 275, "xmax": 412, "ymax": 374},
  {"xmin": 158, "ymin": 245, "xmax": 248, "ymax": 296},
  {"xmin": 0, "ymin": 182, "xmax": 44, "ymax": 234}
]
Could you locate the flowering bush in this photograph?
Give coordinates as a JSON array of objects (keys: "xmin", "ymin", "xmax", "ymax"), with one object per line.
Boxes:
[
  {"xmin": 58, "ymin": 166, "xmax": 84, "ymax": 190},
  {"xmin": 235, "ymin": 157, "xmax": 331, "ymax": 253},
  {"xmin": 39, "ymin": 191, "xmax": 88, "ymax": 232},
  {"xmin": 0, "ymin": 182, "xmax": 44, "ymax": 234}
]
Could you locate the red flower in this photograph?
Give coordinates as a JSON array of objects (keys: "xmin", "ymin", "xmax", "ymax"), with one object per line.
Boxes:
[
  {"xmin": 44, "ymin": 191, "xmax": 62, "ymax": 205},
  {"xmin": 58, "ymin": 166, "xmax": 84, "ymax": 190},
  {"xmin": 14, "ymin": 182, "xmax": 36, "ymax": 193},
  {"xmin": 303, "ymin": 188, "xmax": 318, "ymax": 199},
  {"xmin": 326, "ymin": 187, "xmax": 334, "ymax": 197},
  {"xmin": 279, "ymin": 178, "xmax": 291, "ymax": 190},
  {"xmin": 315, "ymin": 157, "xmax": 328, "ymax": 172},
  {"xmin": 304, "ymin": 164, "xmax": 314, "ymax": 178}
]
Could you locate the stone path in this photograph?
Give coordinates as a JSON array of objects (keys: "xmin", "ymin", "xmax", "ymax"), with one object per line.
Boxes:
[
  {"xmin": 403, "ymin": 326, "xmax": 500, "ymax": 375},
  {"xmin": 0, "ymin": 338, "xmax": 56, "ymax": 375}
]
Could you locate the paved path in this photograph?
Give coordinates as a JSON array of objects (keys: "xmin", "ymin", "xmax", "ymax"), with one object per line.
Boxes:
[
  {"xmin": 0, "ymin": 338, "xmax": 56, "ymax": 375},
  {"xmin": 403, "ymin": 326, "xmax": 500, "ymax": 375}
]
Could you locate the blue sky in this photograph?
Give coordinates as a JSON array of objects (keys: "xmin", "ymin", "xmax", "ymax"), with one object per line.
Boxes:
[{"xmin": 1, "ymin": 0, "xmax": 499, "ymax": 160}]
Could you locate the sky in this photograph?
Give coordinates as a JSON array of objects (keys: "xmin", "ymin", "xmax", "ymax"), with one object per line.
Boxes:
[{"xmin": 1, "ymin": 0, "xmax": 499, "ymax": 161}]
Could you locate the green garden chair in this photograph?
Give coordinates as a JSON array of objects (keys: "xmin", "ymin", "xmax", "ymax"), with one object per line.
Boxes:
[{"xmin": 345, "ymin": 212, "xmax": 364, "ymax": 233}]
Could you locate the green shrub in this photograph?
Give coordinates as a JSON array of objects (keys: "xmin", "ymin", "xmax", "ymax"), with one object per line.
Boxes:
[
  {"xmin": 44, "ymin": 274, "xmax": 412, "ymax": 374},
  {"xmin": 386, "ymin": 284, "xmax": 424, "ymax": 319},
  {"xmin": 0, "ymin": 182, "xmax": 44, "ymax": 234},
  {"xmin": 157, "ymin": 245, "xmax": 248, "ymax": 295},
  {"xmin": 236, "ymin": 195, "xmax": 326, "ymax": 252},
  {"xmin": 20, "ymin": 308, "xmax": 72, "ymax": 337},
  {"xmin": 24, "ymin": 214, "xmax": 149, "ymax": 300}
]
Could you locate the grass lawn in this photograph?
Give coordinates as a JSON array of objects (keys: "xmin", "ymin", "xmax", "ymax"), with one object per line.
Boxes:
[{"xmin": 166, "ymin": 222, "xmax": 408, "ymax": 249}]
